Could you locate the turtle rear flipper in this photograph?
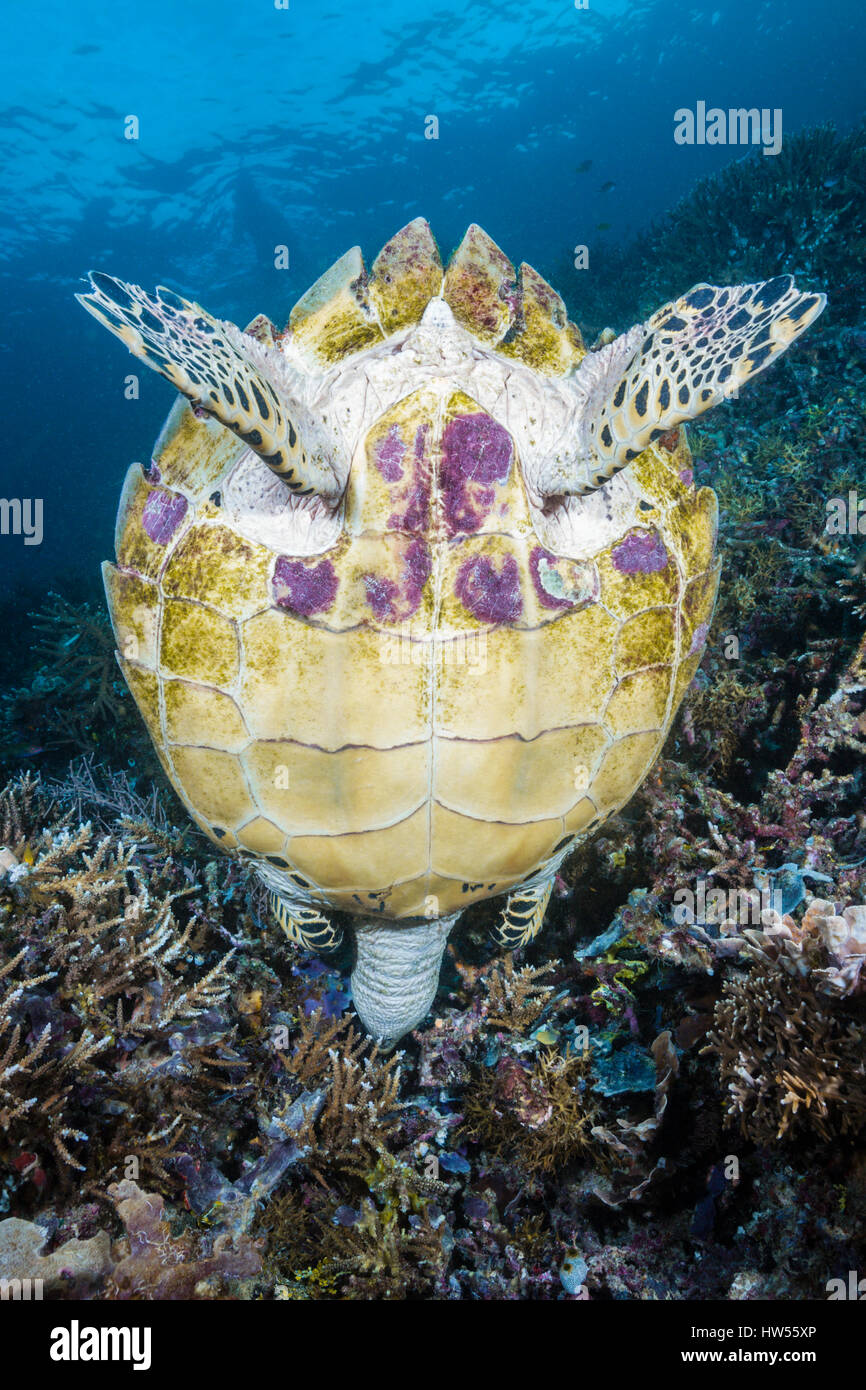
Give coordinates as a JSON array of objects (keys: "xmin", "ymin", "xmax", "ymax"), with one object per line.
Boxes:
[
  {"xmin": 77, "ymin": 273, "xmax": 342, "ymax": 499},
  {"xmin": 490, "ymin": 877, "xmax": 555, "ymax": 950},
  {"xmin": 546, "ymin": 276, "xmax": 826, "ymax": 496}
]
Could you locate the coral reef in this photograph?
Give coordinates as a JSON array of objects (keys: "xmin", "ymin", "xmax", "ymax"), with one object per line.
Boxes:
[{"xmin": 1, "ymin": 121, "xmax": 865, "ymax": 1299}]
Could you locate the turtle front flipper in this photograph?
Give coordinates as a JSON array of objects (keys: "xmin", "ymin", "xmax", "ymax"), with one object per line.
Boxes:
[
  {"xmin": 490, "ymin": 877, "xmax": 555, "ymax": 950},
  {"xmin": 76, "ymin": 273, "xmax": 342, "ymax": 499},
  {"xmin": 546, "ymin": 276, "xmax": 826, "ymax": 496}
]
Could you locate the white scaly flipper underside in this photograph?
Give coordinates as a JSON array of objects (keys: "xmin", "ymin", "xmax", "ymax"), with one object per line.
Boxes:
[
  {"xmin": 535, "ymin": 275, "xmax": 826, "ymax": 498},
  {"xmin": 76, "ymin": 273, "xmax": 345, "ymax": 499}
]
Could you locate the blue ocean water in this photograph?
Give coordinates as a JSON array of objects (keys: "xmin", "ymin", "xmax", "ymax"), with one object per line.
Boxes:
[{"xmin": 0, "ymin": 0, "xmax": 863, "ymax": 595}]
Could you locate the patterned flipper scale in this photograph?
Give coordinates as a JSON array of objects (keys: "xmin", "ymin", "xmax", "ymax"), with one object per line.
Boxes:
[{"xmin": 76, "ymin": 273, "xmax": 340, "ymax": 498}]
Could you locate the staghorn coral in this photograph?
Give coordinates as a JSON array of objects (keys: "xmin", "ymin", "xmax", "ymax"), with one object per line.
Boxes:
[
  {"xmin": 0, "ymin": 594, "xmax": 150, "ymax": 772},
  {"xmin": 703, "ymin": 956, "xmax": 866, "ymax": 1144},
  {"xmin": 0, "ymin": 782, "xmax": 246, "ymax": 1184},
  {"xmin": 274, "ymin": 1010, "xmax": 404, "ymax": 1179},
  {"xmin": 0, "ymin": 771, "xmax": 55, "ymax": 852},
  {"xmin": 478, "ymin": 954, "xmax": 557, "ymax": 1034},
  {"xmin": 319, "ymin": 1193, "xmax": 446, "ymax": 1300}
]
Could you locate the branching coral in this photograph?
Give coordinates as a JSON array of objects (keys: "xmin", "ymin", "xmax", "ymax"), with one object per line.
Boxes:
[
  {"xmin": 273, "ymin": 1011, "xmax": 403, "ymax": 1178},
  {"xmin": 0, "ymin": 782, "xmax": 245, "ymax": 1183},
  {"xmin": 0, "ymin": 595, "xmax": 141, "ymax": 769},
  {"xmin": 320, "ymin": 1192, "xmax": 446, "ymax": 1299},
  {"xmin": 704, "ymin": 961, "xmax": 866, "ymax": 1144},
  {"xmin": 480, "ymin": 955, "xmax": 557, "ymax": 1033}
]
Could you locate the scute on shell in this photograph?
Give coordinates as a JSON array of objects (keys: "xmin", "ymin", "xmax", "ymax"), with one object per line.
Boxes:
[
  {"xmin": 276, "ymin": 218, "xmax": 588, "ymax": 376},
  {"xmin": 368, "ymin": 217, "xmax": 443, "ymax": 334},
  {"xmin": 442, "ymin": 223, "xmax": 519, "ymax": 345},
  {"xmin": 287, "ymin": 244, "xmax": 384, "ymax": 368}
]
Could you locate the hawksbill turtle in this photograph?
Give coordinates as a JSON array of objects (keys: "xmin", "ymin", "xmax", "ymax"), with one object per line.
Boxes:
[{"xmin": 77, "ymin": 219, "xmax": 825, "ymax": 1044}]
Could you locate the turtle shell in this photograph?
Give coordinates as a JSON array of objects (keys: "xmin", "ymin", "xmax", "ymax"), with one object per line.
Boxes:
[{"xmin": 103, "ymin": 220, "xmax": 719, "ymax": 920}]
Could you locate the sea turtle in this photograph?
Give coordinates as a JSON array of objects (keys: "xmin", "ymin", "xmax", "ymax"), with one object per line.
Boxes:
[{"xmin": 77, "ymin": 220, "xmax": 825, "ymax": 1044}]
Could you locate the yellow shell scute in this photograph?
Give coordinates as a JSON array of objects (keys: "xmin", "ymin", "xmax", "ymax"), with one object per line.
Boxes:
[
  {"xmin": 665, "ymin": 486, "xmax": 719, "ymax": 575},
  {"xmin": 682, "ymin": 562, "xmax": 722, "ymax": 641},
  {"xmin": 564, "ymin": 796, "xmax": 599, "ymax": 835},
  {"xmin": 442, "ymin": 224, "xmax": 518, "ymax": 345},
  {"xmin": 498, "ymin": 263, "xmax": 586, "ymax": 375},
  {"xmin": 117, "ymin": 659, "xmax": 160, "ymax": 735},
  {"xmin": 431, "ymin": 805, "xmax": 563, "ymax": 879},
  {"xmin": 169, "ymin": 746, "xmax": 254, "ymax": 828},
  {"xmin": 630, "ymin": 442, "xmax": 689, "ymax": 511},
  {"xmin": 162, "ymin": 523, "xmax": 273, "ymax": 620},
  {"xmin": 242, "ymin": 740, "xmax": 429, "ymax": 836},
  {"xmin": 596, "ymin": 541, "xmax": 680, "ymax": 620},
  {"xmin": 614, "ymin": 606, "xmax": 677, "ymax": 674},
  {"xmin": 287, "ymin": 245, "xmax": 384, "ymax": 368},
  {"xmin": 591, "ymin": 731, "xmax": 660, "ymax": 810},
  {"xmin": 102, "ymin": 562, "xmax": 159, "ymax": 669},
  {"xmin": 160, "ymin": 599, "xmax": 239, "ymax": 686},
  {"xmin": 368, "ymin": 218, "xmax": 443, "ymax": 335},
  {"xmin": 151, "ymin": 396, "xmax": 244, "ymax": 495},
  {"xmin": 434, "ymin": 723, "xmax": 609, "ymax": 822},
  {"xmin": 603, "ymin": 666, "xmax": 672, "ymax": 737},
  {"xmin": 346, "ymin": 388, "xmax": 437, "ymax": 537},
  {"xmin": 241, "ymin": 612, "xmax": 430, "ymax": 748},
  {"xmin": 236, "ymin": 817, "xmax": 288, "ymax": 855},
  {"xmin": 164, "ymin": 680, "xmax": 249, "ymax": 752},
  {"xmin": 114, "ymin": 466, "xmax": 190, "ymax": 580},
  {"xmin": 288, "ymin": 807, "xmax": 428, "ymax": 892},
  {"xmin": 435, "ymin": 605, "xmax": 618, "ymax": 741}
]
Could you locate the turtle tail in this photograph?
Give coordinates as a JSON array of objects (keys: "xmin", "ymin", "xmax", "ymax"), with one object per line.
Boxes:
[
  {"xmin": 76, "ymin": 273, "xmax": 341, "ymax": 499},
  {"xmin": 550, "ymin": 276, "xmax": 826, "ymax": 495}
]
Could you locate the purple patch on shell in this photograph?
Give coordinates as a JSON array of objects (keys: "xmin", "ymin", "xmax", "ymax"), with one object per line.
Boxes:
[
  {"xmin": 273, "ymin": 556, "xmax": 338, "ymax": 616},
  {"xmin": 405, "ymin": 537, "xmax": 432, "ymax": 601},
  {"xmin": 141, "ymin": 488, "xmax": 188, "ymax": 545},
  {"xmin": 363, "ymin": 573, "xmax": 400, "ymax": 621},
  {"xmin": 363, "ymin": 539, "xmax": 431, "ymax": 622},
  {"xmin": 441, "ymin": 413, "xmax": 513, "ymax": 536},
  {"xmin": 455, "ymin": 553, "xmax": 522, "ymax": 624},
  {"xmin": 612, "ymin": 529, "xmax": 670, "ymax": 575},
  {"xmin": 375, "ymin": 425, "xmax": 406, "ymax": 482},
  {"xmin": 678, "ymin": 467, "xmax": 694, "ymax": 488},
  {"xmin": 688, "ymin": 621, "xmax": 709, "ymax": 657},
  {"xmin": 388, "ymin": 424, "xmax": 431, "ymax": 532}
]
